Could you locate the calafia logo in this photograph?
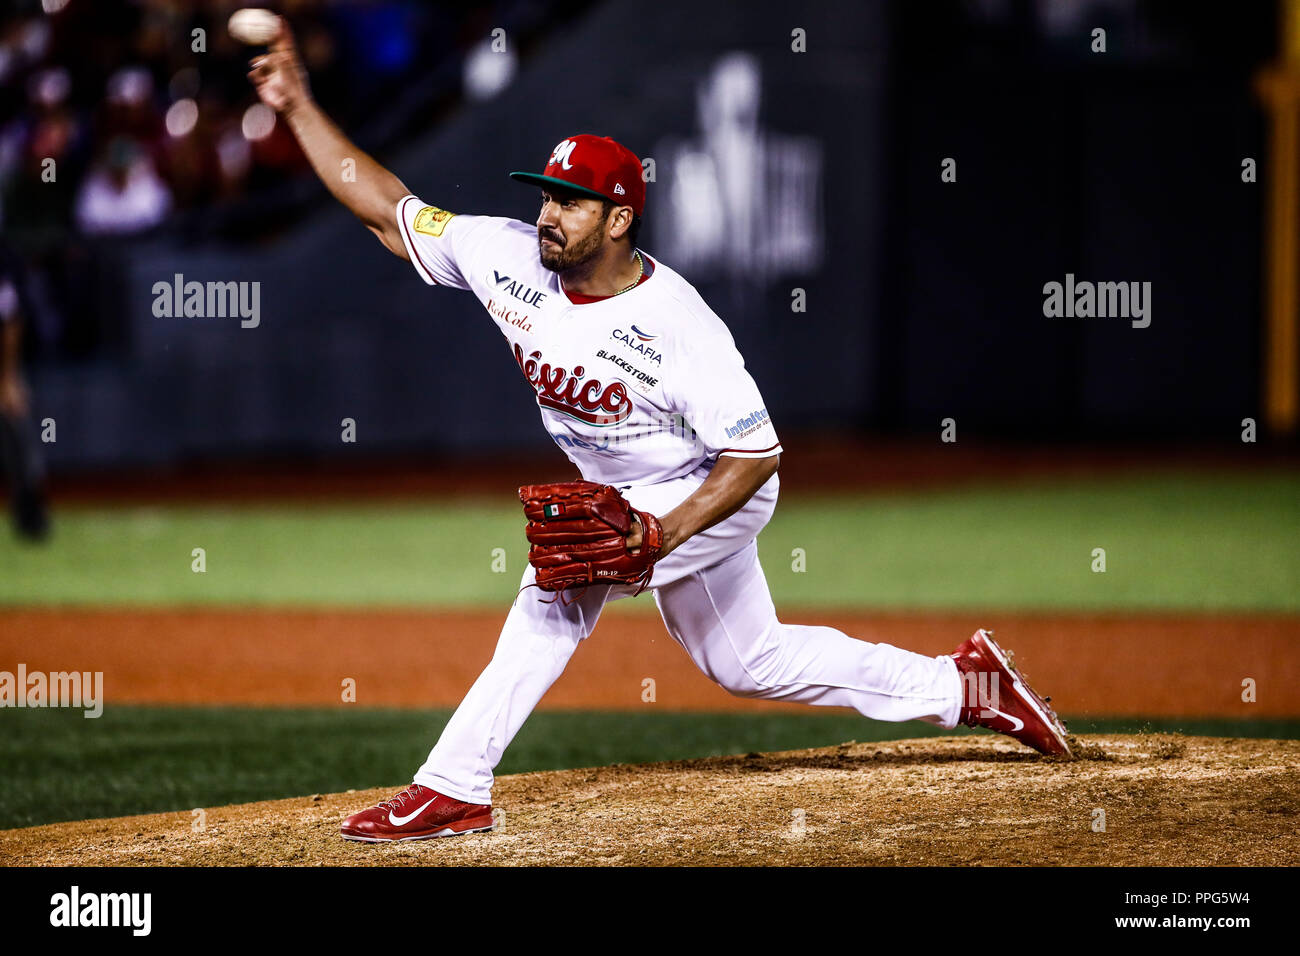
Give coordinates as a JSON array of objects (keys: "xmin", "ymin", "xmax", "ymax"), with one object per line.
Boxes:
[
  {"xmin": 514, "ymin": 342, "xmax": 632, "ymax": 426},
  {"xmin": 611, "ymin": 327, "xmax": 663, "ymax": 364}
]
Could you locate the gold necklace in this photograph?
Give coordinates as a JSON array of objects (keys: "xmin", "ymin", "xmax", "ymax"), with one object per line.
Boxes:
[{"xmin": 611, "ymin": 251, "xmax": 644, "ymax": 297}]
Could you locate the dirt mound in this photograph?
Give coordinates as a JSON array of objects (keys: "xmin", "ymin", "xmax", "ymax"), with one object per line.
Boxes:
[{"xmin": 3, "ymin": 734, "xmax": 1296, "ymax": 866}]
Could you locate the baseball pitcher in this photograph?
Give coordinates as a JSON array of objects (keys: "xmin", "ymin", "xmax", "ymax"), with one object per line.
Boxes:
[{"xmin": 247, "ymin": 22, "xmax": 1070, "ymax": 843}]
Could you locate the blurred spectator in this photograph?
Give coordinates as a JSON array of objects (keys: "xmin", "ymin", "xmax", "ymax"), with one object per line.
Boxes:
[
  {"xmin": 74, "ymin": 135, "xmax": 172, "ymax": 235},
  {"xmin": 0, "ymin": 242, "xmax": 50, "ymax": 541},
  {"xmin": 1, "ymin": 65, "xmax": 84, "ymax": 253},
  {"xmin": 101, "ymin": 65, "xmax": 162, "ymax": 146},
  {"xmin": 0, "ymin": 0, "xmax": 558, "ymax": 360}
]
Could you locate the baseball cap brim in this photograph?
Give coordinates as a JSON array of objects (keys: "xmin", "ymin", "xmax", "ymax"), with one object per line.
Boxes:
[{"xmin": 509, "ymin": 171, "xmax": 619, "ymax": 205}]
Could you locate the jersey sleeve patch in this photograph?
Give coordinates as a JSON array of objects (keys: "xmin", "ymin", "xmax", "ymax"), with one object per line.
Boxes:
[
  {"xmin": 395, "ymin": 195, "xmax": 475, "ymax": 288},
  {"xmin": 413, "ymin": 205, "xmax": 456, "ymax": 237}
]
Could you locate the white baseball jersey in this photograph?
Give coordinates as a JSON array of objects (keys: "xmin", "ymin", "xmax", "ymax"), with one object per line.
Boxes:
[
  {"xmin": 392, "ymin": 194, "xmax": 966, "ymax": 808},
  {"xmin": 395, "ymin": 195, "xmax": 782, "ymax": 486}
]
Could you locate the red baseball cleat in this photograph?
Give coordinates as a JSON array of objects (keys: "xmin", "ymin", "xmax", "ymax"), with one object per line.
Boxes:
[
  {"xmin": 340, "ymin": 784, "xmax": 495, "ymax": 842},
  {"xmin": 951, "ymin": 629, "xmax": 1071, "ymax": 757}
]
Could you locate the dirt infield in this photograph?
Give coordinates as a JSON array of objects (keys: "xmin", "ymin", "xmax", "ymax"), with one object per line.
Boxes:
[
  {"xmin": 2, "ymin": 734, "xmax": 1295, "ymax": 866},
  {"xmin": 3, "ymin": 608, "xmax": 1296, "ymax": 715}
]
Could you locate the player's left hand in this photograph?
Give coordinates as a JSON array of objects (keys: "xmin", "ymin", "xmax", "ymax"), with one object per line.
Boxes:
[
  {"xmin": 624, "ymin": 513, "xmax": 644, "ymax": 552},
  {"xmin": 519, "ymin": 481, "xmax": 664, "ymax": 595}
]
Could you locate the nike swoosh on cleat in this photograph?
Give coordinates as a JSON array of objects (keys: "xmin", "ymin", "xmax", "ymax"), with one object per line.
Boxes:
[
  {"xmin": 982, "ymin": 708, "xmax": 1025, "ymax": 732},
  {"xmin": 388, "ymin": 797, "xmax": 437, "ymax": 827}
]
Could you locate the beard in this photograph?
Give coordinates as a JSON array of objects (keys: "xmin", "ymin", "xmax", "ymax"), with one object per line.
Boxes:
[{"xmin": 538, "ymin": 224, "xmax": 604, "ymax": 273}]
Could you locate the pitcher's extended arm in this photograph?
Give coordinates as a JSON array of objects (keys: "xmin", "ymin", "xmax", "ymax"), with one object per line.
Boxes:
[
  {"xmin": 247, "ymin": 23, "xmax": 410, "ymax": 258},
  {"xmin": 626, "ymin": 454, "xmax": 781, "ymax": 557}
]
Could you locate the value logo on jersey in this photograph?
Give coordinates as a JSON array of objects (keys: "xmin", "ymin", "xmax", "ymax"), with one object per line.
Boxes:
[
  {"xmin": 413, "ymin": 205, "xmax": 455, "ymax": 237},
  {"xmin": 610, "ymin": 328, "xmax": 663, "ymax": 365},
  {"xmin": 492, "ymin": 270, "xmax": 548, "ymax": 307},
  {"xmin": 514, "ymin": 343, "xmax": 632, "ymax": 426}
]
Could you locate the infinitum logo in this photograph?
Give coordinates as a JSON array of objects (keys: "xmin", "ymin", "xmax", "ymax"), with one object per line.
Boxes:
[
  {"xmin": 724, "ymin": 407, "xmax": 769, "ymax": 440},
  {"xmin": 50, "ymin": 886, "xmax": 151, "ymax": 936}
]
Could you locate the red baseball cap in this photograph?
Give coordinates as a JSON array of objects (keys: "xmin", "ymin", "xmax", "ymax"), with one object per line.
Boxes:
[{"xmin": 510, "ymin": 134, "xmax": 645, "ymax": 217}]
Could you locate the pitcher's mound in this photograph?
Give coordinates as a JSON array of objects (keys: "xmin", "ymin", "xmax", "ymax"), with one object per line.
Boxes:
[{"xmin": 4, "ymin": 734, "xmax": 1297, "ymax": 866}]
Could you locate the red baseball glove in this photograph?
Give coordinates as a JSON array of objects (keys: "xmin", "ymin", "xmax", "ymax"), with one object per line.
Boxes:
[{"xmin": 519, "ymin": 480, "xmax": 664, "ymax": 596}]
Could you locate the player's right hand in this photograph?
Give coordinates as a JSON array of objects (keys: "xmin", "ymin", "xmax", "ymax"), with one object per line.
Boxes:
[{"xmin": 246, "ymin": 23, "xmax": 311, "ymax": 116}]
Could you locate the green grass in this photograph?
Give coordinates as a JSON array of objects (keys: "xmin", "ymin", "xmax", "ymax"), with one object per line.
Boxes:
[
  {"xmin": 759, "ymin": 472, "xmax": 1300, "ymax": 612},
  {"xmin": 0, "ymin": 504, "xmax": 534, "ymax": 607},
  {"xmin": 2, "ymin": 706, "xmax": 1297, "ymax": 830},
  {"xmin": 1, "ymin": 471, "xmax": 1297, "ymax": 611}
]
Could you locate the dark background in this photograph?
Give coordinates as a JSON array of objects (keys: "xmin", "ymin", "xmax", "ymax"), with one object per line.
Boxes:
[{"xmin": 0, "ymin": 0, "xmax": 1278, "ymax": 470}]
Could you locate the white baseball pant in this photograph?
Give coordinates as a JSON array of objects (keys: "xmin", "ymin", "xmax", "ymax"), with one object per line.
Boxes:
[{"xmin": 414, "ymin": 468, "xmax": 964, "ymax": 805}]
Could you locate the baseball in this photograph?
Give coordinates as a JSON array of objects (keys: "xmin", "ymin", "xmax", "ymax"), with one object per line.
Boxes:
[{"xmin": 228, "ymin": 8, "xmax": 282, "ymax": 45}]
